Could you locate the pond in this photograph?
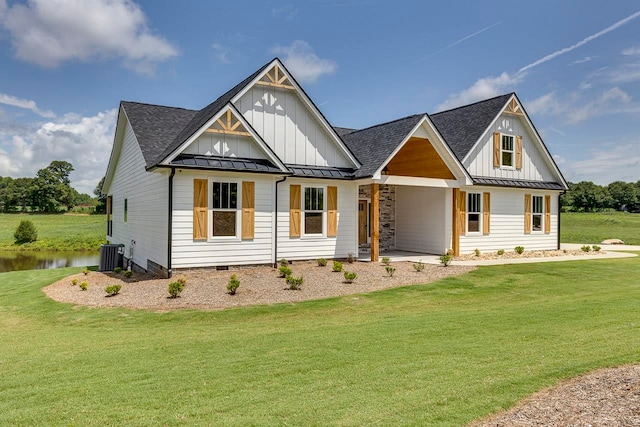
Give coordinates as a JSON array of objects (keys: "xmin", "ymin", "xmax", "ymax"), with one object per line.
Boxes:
[{"xmin": 0, "ymin": 250, "xmax": 100, "ymax": 273}]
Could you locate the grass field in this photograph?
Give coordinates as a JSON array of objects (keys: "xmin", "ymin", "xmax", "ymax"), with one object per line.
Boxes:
[
  {"xmin": 0, "ymin": 213, "xmax": 105, "ymax": 251},
  {"xmin": 561, "ymin": 211, "xmax": 640, "ymax": 245},
  {"xmin": 0, "ymin": 258, "xmax": 638, "ymax": 426}
]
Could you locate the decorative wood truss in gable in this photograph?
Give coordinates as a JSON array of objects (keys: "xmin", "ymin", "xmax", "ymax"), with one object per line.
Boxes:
[
  {"xmin": 503, "ymin": 98, "xmax": 524, "ymax": 116},
  {"xmin": 204, "ymin": 109, "xmax": 251, "ymax": 137},
  {"xmin": 255, "ymin": 64, "xmax": 295, "ymax": 90}
]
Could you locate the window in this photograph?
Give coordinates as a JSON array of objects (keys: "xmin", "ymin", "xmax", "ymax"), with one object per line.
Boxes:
[
  {"xmin": 501, "ymin": 135, "xmax": 514, "ymax": 167},
  {"xmin": 106, "ymin": 195, "xmax": 113, "ymax": 236},
  {"xmin": 124, "ymin": 199, "xmax": 128, "ymax": 223},
  {"xmin": 211, "ymin": 182, "xmax": 238, "ymax": 237},
  {"xmin": 304, "ymin": 187, "xmax": 324, "ymax": 235},
  {"xmin": 532, "ymin": 195, "xmax": 543, "ymax": 232},
  {"xmin": 467, "ymin": 193, "xmax": 481, "ymax": 233}
]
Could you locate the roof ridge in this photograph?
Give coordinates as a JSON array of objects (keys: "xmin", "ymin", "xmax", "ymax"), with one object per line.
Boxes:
[
  {"xmin": 121, "ymin": 100, "xmax": 197, "ymax": 111},
  {"xmin": 430, "ymin": 92, "xmax": 514, "ymax": 116},
  {"xmin": 347, "ymin": 113, "xmax": 423, "ymax": 134}
]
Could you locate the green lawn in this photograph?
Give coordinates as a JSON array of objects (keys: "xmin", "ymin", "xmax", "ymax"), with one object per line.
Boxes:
[
  {"xmin": 561, "ymin": 211, "xmax": 640, "ymax": 245},
  {"xmin": 0, "ymin": 213, "xmax": 105, "ymax": 251},
  {"xmin": 0, "ymin": 258, "xmax": 638, "ymax": 426}
]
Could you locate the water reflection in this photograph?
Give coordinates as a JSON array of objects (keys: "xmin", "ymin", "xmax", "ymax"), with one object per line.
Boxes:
[{"xmin": 0, "ymin": 251, "xmax": 100, "ymax": 272}]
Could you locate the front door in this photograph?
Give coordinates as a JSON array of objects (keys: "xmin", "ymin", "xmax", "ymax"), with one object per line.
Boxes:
[{"xmin": 358, "ymin": 200, "xmax": 368, "ymax": 244}]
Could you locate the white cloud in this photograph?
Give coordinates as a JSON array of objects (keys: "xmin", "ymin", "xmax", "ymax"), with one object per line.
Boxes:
[
  {"xmin": 0, "ymin": 0, "xmax": 178, "ymax": 74},
  {"xmin": 564, "ymin": 143, "xmax": 640, "ymax": 185},
  {"xmin": 571, "ymin": 56, "xmax": 597, "ymax": 65},
  {"xmin": 524, "ymin": 92, "xmax": 563, "ymax": 116},
  {"xmin": 211, "ymin": 43, "xmax": 230, "ymax": 64},
  {"xmin": 435, "ymin": 72, "xmax": 524, "ymax": 111},
  {"xmin": 622, "ymin": 46, "xmax": 640, "ymax": 56},
  {"xmin": 606, "ymin": 63, "xmax": 640, "ymax": 84},
  {"xmin": 0, "ymin": 93, "xmax": 56, "ymax": 118},
  {"xmin": 272, "ymin": 5, "xmax": 298, "ymax": 21},
  {"xmin": 272, "ymin": 40, "xmax": 337, "ymax": 83},
  {"xmin": 566, "ymin": 87, "xmax": 631, "ymax": 124},
  {"xmin": 0, "ymin": 108, "xmax": 117, "ymax": 194}
]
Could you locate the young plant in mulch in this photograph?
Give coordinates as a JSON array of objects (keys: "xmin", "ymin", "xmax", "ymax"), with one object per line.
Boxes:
[
  {"xmin": 82, "ymin": 268, "xmax": 90, "ymax": 276},
  {"xmin": 474, "ymin": 248, "xmax": 481, "ymax": 257},
  {"xmin": 113, "ymin": 267, "xmax": 122, "ymax": 274},
  {"xmin": 227, "ymin": 274, "xmax": 240, "ymax": 295},
  {"xmin": 332, "ymin": 261, "xmax": 343, "ymax": 272},
  {"xmin": 71, "ymin": 278, "xmax": 78, "ymax": 286},
  {"xmin": 285, "ymin": 275, "xmax": 304, "ymax": 290},
  {"xmin": 346, "ymin": 252, "xmax": 355, "ymax": 263},
  {"xmin": 105, "ymin": 285, "xmax": 122, "ymax": 297},
  {"xmin": 497, "ymin": 249, "xmax": 505, "ymax": 256},
  {"xmin": 581, "ymin": 245, "xmax": 592, "ymax": 252},
  {"xmin": 439, "ymin": 253, "xmax": 452, "ymax": 267},
  {"xmin": 514, "ymin": 246, "xmax": 525, "ymax": 255},
  {"xmin": 317, "ymin": 258, "xmax": 327, "ymax": 267},
  {"xmin": 385, "ymin": 266, "xmax": 396, "ymax": 277},
  {"xmin": 279, "ymin": 258, "xmax": 289, "ymax": 267},
  {"xmin": 343, "ymin": 271, "xmax": 357, "ymax": 283},
  {"xmin": 278, "ymin": 266, "xmax": 292, "ymax": 278},
  {"xmin": 381, "ymin": 257, "xmax": 391, "ymax": 266},
  {"xmin": 413, "ymin": 261, "xmax": 425, "ymax": 272},
  {"xmin": 79, "ymin": 282, "xmax": 88, "ymax": 291},
  {"xmin": 593, "ymin": 245, "xmax": 601, "ymax": 252},
  {"xmin": 168, "ymin": 281, "xmax": 184, "ymax": 298},
  {"xmin": 123, "ymin": 270, "xmax": 133, "ymax": 279}
]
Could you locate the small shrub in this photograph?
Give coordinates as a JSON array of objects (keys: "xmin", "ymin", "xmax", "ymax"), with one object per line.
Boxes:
[
  {"xmin": 581, "ymin": 245, "xmax": 591, "ymax": 253},
  {"xmin": 346, "ymin": 252, "xmax": 355, "ymax": 263},
  {"xmin": 385, "ymin": 266, "xmax": 396, "ymax": 277},
  {"xmin": 168, "ymin": 281, "xmax": 184, "ymax": 298},
  {"xmin": 413, "ymin": 261, "xmax": 425, "ymax": 272},
  {"xmin": 123, "ymin": 270, "xmax": 133, "ymax": 279},
  {"xmin": 343, "ymin": 271, "xmax": 357, "ymax": 283},
  {"xmin": 14, "ymin": 220, "xmax": 38, "ymax": 244},
  {"xmin": 278, "ymin": 266, "xmax": 292, "ymax": 278},
  {"xmin": 474, "ymin": 248, "xmax": 481, "ymax": 257},
  {"xmin": 446, "ymin": 248, "xmax": 454, "ymax": 256},
  {"xmin": 105, "ymin": 285, "xmax": 122, "ymax": 296},
  {"xmin": 439, "ymin": 253, "xmax": 452, "ymax": 267},
  {"xmin": 381, "ymin": 256, "xmax": 391, "ymax": 266},
  {"xmin": 514, "ymin": 246, "xmax": 525, "ymax": 255},
  {"xmin": 176, "ymin": 276, "xmax": 186, "ymax": 286},
  {"xmin": 286, "ymin": 275, "xmax": 304, "ymax": 290},
  {"xmin": 332, "ymin": 261, "xmax": 343, "ymax": 272},
  {"xmin": 563, "ymin": 249, "xmax": 568, "ymax": 254},
  {"xmin": 279, "ymin": 258, "xmax": 288, "ymax": 267},
  {"xmin": 71, "ymin": 278, "xmax": 78, "ymax": 286},
  {"xmin": 593, "ymin": 245, "xmax": 601, "ymax": 252},
  {"xmin": 497, "ymin": 249, "xmax": 505, "ymax": 256},
  {"xmin": 317, "ymin": 258, "xmax": 327, "ymax": 267},
  {"xmin": 83, "ymin": 268, "xmax": 89, "ymax": 276},
  {"xmin": 113, "ymin": 267, "xmax": 122, "ymax": 274},
  {"xmin": 79, "ymin": 282, "xmax": 88, "ymax": 291},
  {"xmin": 227, "ymin": 274, "xmax": 240, "ymax": 295}
]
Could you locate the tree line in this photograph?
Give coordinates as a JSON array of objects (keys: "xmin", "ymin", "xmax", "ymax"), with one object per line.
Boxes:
[
  {"xmin": 562, "ymin": 180, "xmax": 640, "ymax": 212},
  {"xmin": 0, "ymin": 161, "xmax": 95, "ymax": 213}
]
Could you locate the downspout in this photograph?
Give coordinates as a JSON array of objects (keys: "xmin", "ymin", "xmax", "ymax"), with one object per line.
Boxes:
[
  {"xmin": 167, "ymin": 167, "xmax": 176, "ymax": 278},
  {"xmin": 558, "ymin": 190, "xmax": 566, "ymax": 250},
  {"xmin": 273, "ymin": 175, "xmax": 288, "ymax": 268}
]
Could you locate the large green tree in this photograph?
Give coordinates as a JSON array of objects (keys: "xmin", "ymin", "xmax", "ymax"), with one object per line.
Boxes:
[
  {"xmin": 568, "ymin": 181, "xmax": 612, "ymax": 212},
  {"xmin": 607, "ymin": 181, "xmax": 638, "ymax": 212},
  {"xmin": 32, "ymin": 161, "xmax": 75, "ymax": 212}
]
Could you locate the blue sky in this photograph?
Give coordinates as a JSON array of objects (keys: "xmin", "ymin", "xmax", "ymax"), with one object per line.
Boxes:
[{"xmin": 1, "ymin": 0, "xmax": 639, "ymax": 194}]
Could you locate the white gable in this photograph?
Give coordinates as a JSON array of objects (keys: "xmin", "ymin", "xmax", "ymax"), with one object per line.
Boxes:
[{"xmin": 183, "ymin": 131, "xmax": 267, "ymax": 159}]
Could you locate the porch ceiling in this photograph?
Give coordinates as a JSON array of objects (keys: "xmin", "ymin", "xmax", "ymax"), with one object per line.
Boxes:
[{"xmin": 385, "ymin": 137, "xmax": 456, "ymax": 179}]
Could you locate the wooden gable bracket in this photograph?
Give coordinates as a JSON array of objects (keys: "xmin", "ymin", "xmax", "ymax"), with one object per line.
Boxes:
[
  {"xmin": 255, "ymin": 65, "xmax": 295, "ymax": 90},
  {"xmin": 504, "ymin": 98, "xmax": 524, "ymax": 116},
  {"xmin": 204, "ymin": 109, "xmax": 252, "ymax": 137}
]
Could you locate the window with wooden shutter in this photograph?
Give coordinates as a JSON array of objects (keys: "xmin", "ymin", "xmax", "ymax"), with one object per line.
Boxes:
[
  {"xmin": 483, "ymin": 192, "xmax": 490, "ymax": 235},
  {"xmin": 524, "ymin": 194, "xmax": 532, "ymax": 234},
  {"xmin": 327, "ymin": 186, "xmax": 338, "ymax": 237},
  {"xmin": 544, "ymin": 195, "xmax": 551, "ymax": 234},
  {"xmin": 458, "ymin": 190, "xmax": 466, "ymax": 235},
  {"xmin": 515, "ymin": 135, "xmax": 523, "ymax": 169},
  {"xmin": 493, "ymin": 132, "xmax": 500, "ymax": 168},
  {"xmin": 289, "ymin": 185, "xmax": 301, "ymax": 237},
  {"xmin": 193, "ymin": 179, "xmax": 208, "ymax": 240},
  {"xmin": 467, "ymin": 193, "xmax": 481, "ymax": 233},
  {"xmin": 242, "ymin": 181, "xmax": 254, "ymax": 239}
]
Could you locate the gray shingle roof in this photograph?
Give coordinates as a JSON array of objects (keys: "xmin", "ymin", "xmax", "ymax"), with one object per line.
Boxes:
[
  {"xmin": 121, "ymin": 102, "xmax": 197, "ymax": 168},
  {"xmin": 429, "ymin": 93, "xmax": 513, "ymax": 161},
  {"xmin": 333, "ymin": 127, "xmax": 358, "ymax": 137},
  {"xmin": 472, "ymin": 176, "xmax": 565, "ymax": 190},
  {"xmin": 341, "ymin": 115, "xmax": 424, "ymax": 178}
]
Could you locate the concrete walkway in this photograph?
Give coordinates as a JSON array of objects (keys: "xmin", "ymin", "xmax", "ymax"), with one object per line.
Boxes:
[{"xmin": 362, "ymin": 244, "xmax": 638, "ymax": 266}]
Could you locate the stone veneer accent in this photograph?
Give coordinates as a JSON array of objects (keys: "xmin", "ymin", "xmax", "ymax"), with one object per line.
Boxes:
[{"xmin": 358, "ymin": 184, "xmax": 395, "ymax": 253}]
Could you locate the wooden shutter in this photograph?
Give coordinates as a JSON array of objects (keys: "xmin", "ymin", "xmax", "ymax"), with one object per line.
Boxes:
[
  {"xmin": 193, "ymin": 179, "xmax": 208, "ymax": 240},
  {"xmin": 515, "ymin": 135, "xmax": 523, "ymax": 169},
  {"xmin": 483, "ymin": 192, "xmax": 490, "ymax": 235},
  {"xmin": 458, "ymin": 190, "xmax": 466, "ymax": 235},
  {"xmin": 524, "ymin": 194, "xmax": 532, "ymax": 234},
  {"xmin": 242, "ymin": 181, "xmax": 255, "ymax": 239},
  {"xmin": 289, "ymin": 184, "xmax": 301, "ymax": 237},
  {"xmin": 544, "ymin": 194, "xmax": 551, "ymax": 234},
  {"xmin": 327, "ymin": 186, "xmax": 338, "ymax": 237},
  {"xmin": 493, "ymin": 132, "xmax": 500, "ymax": 168}
]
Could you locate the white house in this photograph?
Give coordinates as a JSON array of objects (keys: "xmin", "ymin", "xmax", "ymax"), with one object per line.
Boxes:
[{"xmin": 102, "ymin": 58, "xmax": 568, "ymax": 276}]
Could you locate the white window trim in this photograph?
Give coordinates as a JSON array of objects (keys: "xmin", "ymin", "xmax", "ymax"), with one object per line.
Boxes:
[
  {"xmin": 466, "ymin": 192, "xmax": 482, "ymax": 236},
  {"xmin": 302, "ymin": 184, "xmax": 327, "ymax": 239},
  {"xmin": 531, "ymin": 194, "xmax": 544, "ymax": 234},
  {"xmin": 208, "ymin": 178, "xmax": 242, "ymax": 242},
  {"xmin": 501, "ymin": 133, "xmax": 515, "ymax": 169}
]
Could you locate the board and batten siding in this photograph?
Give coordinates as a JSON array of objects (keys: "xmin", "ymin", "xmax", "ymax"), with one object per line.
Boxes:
[
  {"xmin": 107, "ymin": 120, "xmax": 169, "ymax": 269},
  {"xmin": 171, "ymin": 170, "xmax": 275, "ymax": 268},
  {"xmin": 182, "ymin": 132, "xmax": 267, "ymax": 160},
  {"xmin": 235, "ymin": 86, "xmax": 351, "ymax": 168},
  {"xmin": 277, "ymin": 178, "xmax": 358, "ymax": 260},
  {"xmin": 395, "ymin": 186, "xmax": 451, "ymax": 254},
  {"xmin": 459, "ymin": 186, "xmax": 559, "ymax": 254},
  {"xmin": 464, "ymin": 113, "xmax": 556, "ymax": 181}
]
